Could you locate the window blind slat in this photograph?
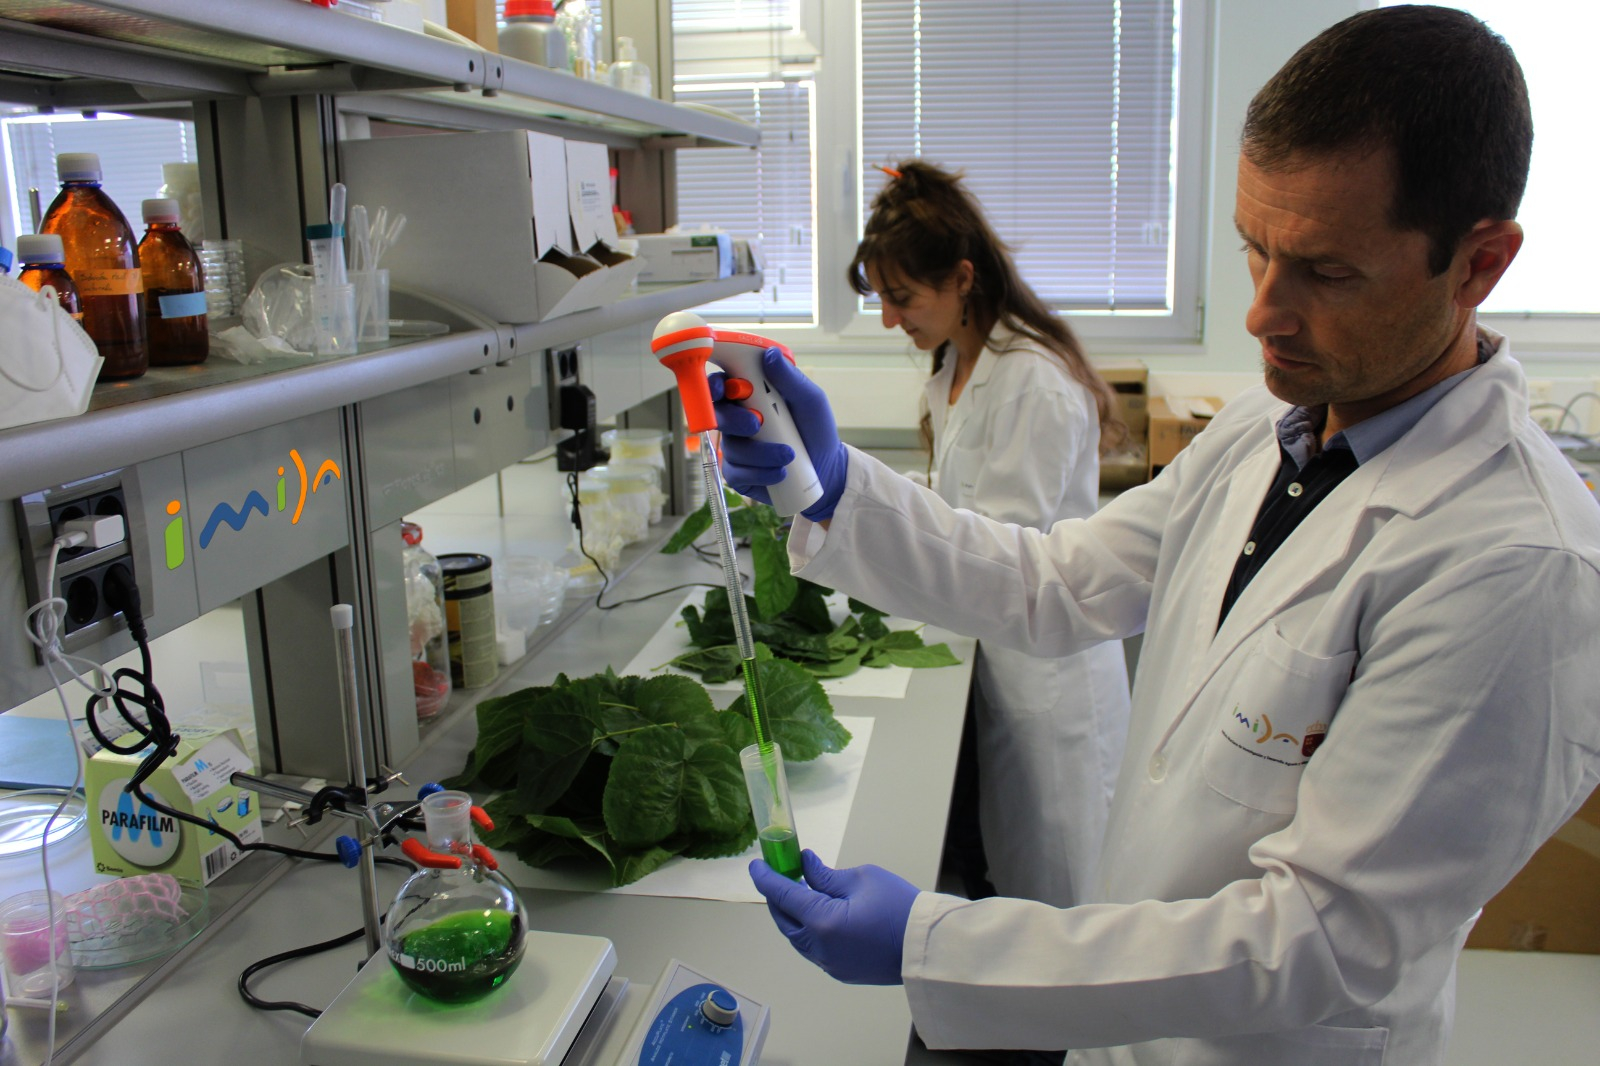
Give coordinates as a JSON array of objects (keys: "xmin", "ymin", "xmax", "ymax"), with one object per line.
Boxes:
[{"xmin": 862, "ymin": 0, "xmax": 1179, "ymax": 310}]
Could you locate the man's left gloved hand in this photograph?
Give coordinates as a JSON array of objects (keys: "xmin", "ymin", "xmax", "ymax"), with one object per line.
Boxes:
[{"xmin": 748, "ymin": 848, "xmax": 919, "ymax": 985}]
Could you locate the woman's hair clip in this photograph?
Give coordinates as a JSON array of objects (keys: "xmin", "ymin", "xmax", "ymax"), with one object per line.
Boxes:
[{"xmin": 875, "ymin": 164, "xmax": 903, "ymax": 180}]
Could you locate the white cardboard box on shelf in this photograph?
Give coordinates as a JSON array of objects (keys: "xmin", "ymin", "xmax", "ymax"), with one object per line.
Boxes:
[
  {"xmin": 341, "ymin": 129, "xmax": 640, "ymax": 323},
  {"xmin": 634, "ymin": 229, "xmax": 734, "ymax": 283}
]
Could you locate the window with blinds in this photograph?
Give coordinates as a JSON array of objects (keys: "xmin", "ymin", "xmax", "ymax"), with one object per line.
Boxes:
[
  {"xmin": 861, "ymin": 0, "xmax": 1179, "ymax": 314},
  {"xmin": 2, "ymin": 113, "xmax": 196, "ymax": 244},
  {"xmin": 673, "ymin": 80, "xmax": 816, "ymax": 322}
]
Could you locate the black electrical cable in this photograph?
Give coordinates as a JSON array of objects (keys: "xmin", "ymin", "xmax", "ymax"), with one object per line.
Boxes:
[
  {"xmin": 237, "ymin": 853, "xmax": 414, "ymax": 1019},
  {"xmin": 238, "ymin": 926, "xmax": 366, "ymax": 1018},
  {"xmin": 86, "ymin": 565, "xmax": 354, "ymax": 864},
  {"xmin": 565, "ymin": 470, "xmax": 721, "ymax": 611}
]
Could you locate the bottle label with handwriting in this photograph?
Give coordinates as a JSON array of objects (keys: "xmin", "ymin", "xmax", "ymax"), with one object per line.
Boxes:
[{"xmin": 76, "ymin": 268, "xmax": 142, "ymax": 296}]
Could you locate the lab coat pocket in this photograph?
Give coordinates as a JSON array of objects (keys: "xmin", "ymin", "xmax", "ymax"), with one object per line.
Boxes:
[{"xmin": 1200, "ymin": 625, "xmax": 1356, "ymax": 815}]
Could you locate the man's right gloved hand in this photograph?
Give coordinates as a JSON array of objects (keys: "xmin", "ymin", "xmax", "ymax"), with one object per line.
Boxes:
[{"xmin": 711, "ymin": 347, "xmax": 848, "ymax": 522}]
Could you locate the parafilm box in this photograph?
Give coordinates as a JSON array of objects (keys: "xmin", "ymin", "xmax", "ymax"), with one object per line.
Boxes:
[{"xmin": 87, "ymin": 728, "xmax": 263, "ymax": 888}]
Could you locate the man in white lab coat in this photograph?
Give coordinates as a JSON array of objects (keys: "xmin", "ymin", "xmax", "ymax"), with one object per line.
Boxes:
[{"xmin": 726, "ymin": 6, "xmax": 1600, "ymax": 1065}]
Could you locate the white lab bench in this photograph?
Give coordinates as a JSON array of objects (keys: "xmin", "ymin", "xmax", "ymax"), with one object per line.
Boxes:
[
  {"xmin": 2, "ymin": 541, "xmax": 978, "ymax": 1066},
  {"xmin": 5, "ymin": 533, "xmax": 1600, "ymax": 1065}
]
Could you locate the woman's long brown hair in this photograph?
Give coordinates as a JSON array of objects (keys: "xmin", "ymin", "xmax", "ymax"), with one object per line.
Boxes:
[{"xmin": 849, "ymin": 159, "xmax": 1127, "ymax": 457}]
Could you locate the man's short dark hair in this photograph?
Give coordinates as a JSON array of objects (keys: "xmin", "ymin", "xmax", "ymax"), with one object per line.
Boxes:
[{"xmin": 1242, "ymin": 4, "xmax": 1532, "ymax": 275}]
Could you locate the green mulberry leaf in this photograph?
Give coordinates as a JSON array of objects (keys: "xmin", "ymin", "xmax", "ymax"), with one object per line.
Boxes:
[
  {"xmin": 513, "ymin": 689, "xmax": 600, "ymax": 813},
  {"xmin": 661, "ymin": 503, "xmax": 713, "ymax": 553}
]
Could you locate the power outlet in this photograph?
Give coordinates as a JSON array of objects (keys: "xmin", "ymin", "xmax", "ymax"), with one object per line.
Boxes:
[
  {"xmin": 46, "ymin": 486, "xmax": 127, "ymax": 559},
  {"xmin": 15, "ymin": 471, "xmax": 140, "ymax": 660}
]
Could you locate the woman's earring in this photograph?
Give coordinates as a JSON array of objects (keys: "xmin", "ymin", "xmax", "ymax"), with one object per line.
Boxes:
[{"xmin": 960, "ymin": 296, "xmax": 969, "ymax": 327}]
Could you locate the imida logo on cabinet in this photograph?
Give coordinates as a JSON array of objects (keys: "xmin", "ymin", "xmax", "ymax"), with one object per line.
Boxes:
[{"xmin": 164, "ymin": 447, "xmax": 344, "ymax": 569}]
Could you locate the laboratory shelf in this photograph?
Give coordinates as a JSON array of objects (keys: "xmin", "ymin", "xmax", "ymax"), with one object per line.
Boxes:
[
  {"xmin": 0, "ymin": 0, "xmax": 759, "ymax": 147},
  {"xmin": 0, "ymin": 273, "xmax": 759, "ymax": 500}
]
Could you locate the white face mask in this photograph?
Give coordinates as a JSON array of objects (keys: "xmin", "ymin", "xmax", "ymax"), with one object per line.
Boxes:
[{"xmin": 0, "ymin": 270, "xmax": 103, "ymax": 432}]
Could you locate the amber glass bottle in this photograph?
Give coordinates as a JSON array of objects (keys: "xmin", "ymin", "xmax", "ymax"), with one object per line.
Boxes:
[
  {"xmin": 15, "ymin": 233, "xmax": 83, "ymax": 320},
  {"xmin": 138, "ymin": 198, "xmax": 209, "ymax": 367},
  {"xmin": 40, "ymin": 152, "xmax": 146, "ymax": 379}
]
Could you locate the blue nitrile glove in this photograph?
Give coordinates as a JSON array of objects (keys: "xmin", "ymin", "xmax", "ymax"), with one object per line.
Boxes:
[
  {"xmin": 710, "ymin": 347, "xmax": 848, "ymax": 521},
  {"xmin": 748, "ymin": 848, "xmax": 918, "ymax": 985}
]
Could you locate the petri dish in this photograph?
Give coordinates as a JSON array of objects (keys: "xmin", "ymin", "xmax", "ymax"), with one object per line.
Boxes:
[
  {"xmin": 69, "ymin": 882, "xmax": 211, "ymax": 970},
  {"xmin": 0, "ymin": 788, "xmax": 87, "ymax": 857}
]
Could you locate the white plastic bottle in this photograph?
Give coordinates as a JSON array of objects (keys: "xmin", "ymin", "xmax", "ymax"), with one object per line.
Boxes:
[
  {"xmin": 157, "ymin": 162, "xmax": 205, "ymax": 242},
  {"xmin": 498, "ymin": 0, "xmax": 567, "ymax": 70},
  {"xmin": 610, "ymin": 36, "xmax": 653, "ymax": 96},
  {"xmin": 555, "ymin": 0, "xmax": 597, "ymax": 80}
]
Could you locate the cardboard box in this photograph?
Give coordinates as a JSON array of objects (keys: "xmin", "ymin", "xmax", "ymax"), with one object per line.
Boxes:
[
  {"xmin": 1148, "ymin": 395, "xmax": 1222, "ymax": 479},
  {"xmin": 634, "ymin": 230, "xmax": 735, "ymax": 283},
  {"xmin": 1097, "ymin": 361, "xmax": 1149, "ymax": 491},
  {"xmin": 1099, "ymin": 360, "xmax": 1150, "ymax": 440},
  {"xmin": 445, "ymin": 0, "xmax": 497, "ymax": 50},
  {"xmin": 88, "ymin": 729, "xmax": 262, "ymax": 888},
  {"xmin": 342, "ymin": 129, "xmax": 642, "ymax": 323},
  {"xmin": 1467, "ymin": 785, "xmax": 1600, "ymax": 953}
]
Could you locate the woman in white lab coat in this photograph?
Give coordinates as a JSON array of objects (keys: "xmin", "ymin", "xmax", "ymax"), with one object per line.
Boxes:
[{"xmin": 849, "ymin": 160, "xmax": 1131, "ymax": 908}]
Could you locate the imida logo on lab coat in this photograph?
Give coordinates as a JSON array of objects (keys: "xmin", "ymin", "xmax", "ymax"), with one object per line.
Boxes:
[{"xmin": 1224, "ymin": 706, "xmax": 1328, "ymax": 766}]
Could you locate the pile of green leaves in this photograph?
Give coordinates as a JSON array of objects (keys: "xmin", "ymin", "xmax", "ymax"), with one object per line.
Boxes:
[
  {"xmin": 446, "ymin": 664, "xmax": 850, "ymax": 886},
  {"xmin": 662, "ymin": 492, "xmax": 960, "ymax": 683}
]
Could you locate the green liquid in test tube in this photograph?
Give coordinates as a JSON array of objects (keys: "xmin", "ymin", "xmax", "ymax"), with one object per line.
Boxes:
[{"xmin": 759, "ymin": 827, "xmax": 803, "ymax": 880}]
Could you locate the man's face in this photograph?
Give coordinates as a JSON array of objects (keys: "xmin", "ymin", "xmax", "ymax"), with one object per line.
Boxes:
[{"xmin": 1234, "ymin": 148, "xmax": 1474, "ymax": 430}]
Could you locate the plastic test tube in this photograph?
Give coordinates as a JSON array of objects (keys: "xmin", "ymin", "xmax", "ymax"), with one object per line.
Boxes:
[
  {"xmin": 306, "ymin": 222, "xmax": 357, "ymax": 355},
  {"xmin": 741, "ymin": 742, "xmax": 803, "ymax": 880}
]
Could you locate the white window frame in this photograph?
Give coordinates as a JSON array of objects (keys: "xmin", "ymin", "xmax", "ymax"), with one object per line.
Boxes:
[
  {"xmin": 681, "ymin": 0, "xmax": 1213, "ymax": 352},
  {"xmin": 1364, "ymin": 0, "xmax": 1599, "ymax": 357}
]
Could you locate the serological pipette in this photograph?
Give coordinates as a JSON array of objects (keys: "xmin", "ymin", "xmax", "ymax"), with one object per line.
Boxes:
[{"xmin": 652, "ymin": 312, "xmax": 819, "ymax": 876}]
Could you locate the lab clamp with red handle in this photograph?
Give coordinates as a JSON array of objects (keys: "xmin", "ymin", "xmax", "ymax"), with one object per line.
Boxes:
[{"xmin": 651, "ymin": 311, "xmax": 823, "ymax": 517}]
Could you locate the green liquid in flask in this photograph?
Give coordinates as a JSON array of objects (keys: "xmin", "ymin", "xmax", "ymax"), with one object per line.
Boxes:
[
  {"xmin": 760, "ymin": 826, "xmax": 803, "ymax": 880},
  {"xmin": 391, "ymin": 908, "xmax": 525, "ymax": 1003}
]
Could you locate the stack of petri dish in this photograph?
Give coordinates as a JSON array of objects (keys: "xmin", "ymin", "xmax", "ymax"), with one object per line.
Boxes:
[
  {"xmin": 495, "ymin": 557, "xmax": 569, "ymax": 635},
  {"xmin": 198, "ymin": 238, "xmax": 247, "ymax": 318}
]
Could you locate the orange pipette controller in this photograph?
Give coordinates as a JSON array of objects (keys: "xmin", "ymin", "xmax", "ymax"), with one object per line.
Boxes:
[{"xmin": 650, "ymin": 311, "xmax": 823, "ymax": 517}]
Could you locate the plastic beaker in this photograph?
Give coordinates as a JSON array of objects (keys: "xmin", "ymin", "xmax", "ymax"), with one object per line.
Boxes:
[
  {"xmin": 740, "ymin": 743, "xmax": 802, "ymax": 880},
  {"xmin": 0, "ymin": 889, "xmax": 75, "ymax": 995},
  {"xmin": 353, "ymin": 268, "xmax": 390, "ymax": 343}
]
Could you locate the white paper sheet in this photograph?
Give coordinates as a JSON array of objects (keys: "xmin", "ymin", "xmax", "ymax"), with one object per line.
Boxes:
[
  {"xmin": 617, "ymin": 592, "xmax": 917, "ymax": 700},
  {"xmin": 504, "ymin": 716, "xmax": 873, "ymax": 903}
]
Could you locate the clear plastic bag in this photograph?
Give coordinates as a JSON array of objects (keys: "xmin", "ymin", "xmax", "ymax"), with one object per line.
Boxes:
[{"xmin": 241, "ymin": 262, "xmax": 318, "ymax": 353}]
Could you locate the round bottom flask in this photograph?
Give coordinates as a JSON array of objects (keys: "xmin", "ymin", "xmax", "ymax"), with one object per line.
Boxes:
[{"xmin": 383, "ymin": 791, "xmax": 528, "ymax": 1003}]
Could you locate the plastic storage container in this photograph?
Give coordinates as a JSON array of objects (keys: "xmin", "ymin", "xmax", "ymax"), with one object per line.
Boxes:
[
  {"xmin": 565, "ymin": 476, "xmax": 625, "ymax": 579},
  {"xmin": 139, "ymin": 198, "xmax": 209, "ymax": 366},
  {"xmin": 439, "ymin": 553, "xmax": 497, "ymax": 690},
  {"xmin": 499, "ymin": 0, "xmax": 567, "ymax": 69},
  {"xmin": 555, "ymin": 0, "xmax": 597, "ymax": 79},
  {"xmin": 40, "ymin": 152, "xmax": 147, "ymax": 379},
  {"xmin": 157, "ymin": 161, "xmax": 205, "ymax": 242},
  {"xmin": 593, "ymin": 462, "xmax": 662, "ymax": 528},
  {"xmin": 16, "ymin": 234, "xmax": 82, "ymax": 319},
  {"xmin": 402, "ymin": 522, "xmax": 452, "ymax": 719}
]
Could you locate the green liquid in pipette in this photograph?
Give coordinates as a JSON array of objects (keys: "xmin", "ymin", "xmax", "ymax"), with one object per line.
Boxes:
[
  {"xmin": 760, "ymin": 827, "xmax": 803, "ymax": 880},
  {"xmin": 741, "ymin": 657, "xmax": 769, "ymax": 747}
]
